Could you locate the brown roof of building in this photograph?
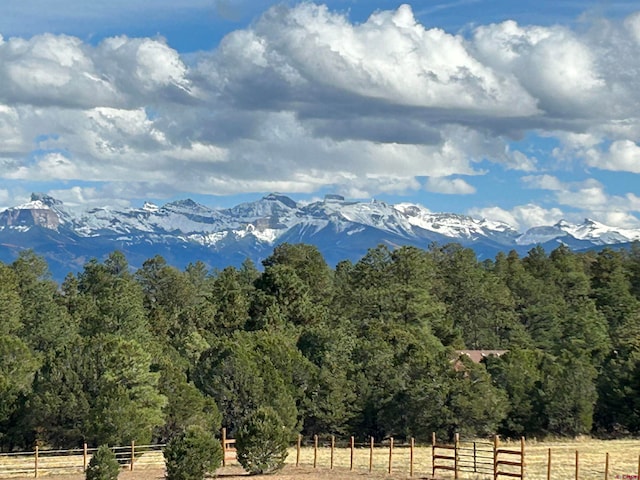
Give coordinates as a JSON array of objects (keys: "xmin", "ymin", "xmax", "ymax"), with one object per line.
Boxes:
[{"xmin": 456, "ymin": 350, "xmax": 508, "ymax": 363}]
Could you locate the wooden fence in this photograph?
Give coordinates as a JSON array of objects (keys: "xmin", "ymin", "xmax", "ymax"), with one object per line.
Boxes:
[
  {"xmin": 2, "ymin": 434, "xmax": 640, "ymax": 480},
  {"xmin": 292, "ymin": 434, "xmax": 517, "ymax": 479},
  {"xmin": 0, "ymin": 443, "xmax": 165, "ymax": 478},
  {"xmin": 292, "ymin": 435, "xmax": 640, "ymax": 480}
]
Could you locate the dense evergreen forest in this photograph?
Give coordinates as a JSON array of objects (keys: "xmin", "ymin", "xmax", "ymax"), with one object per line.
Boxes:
[{"xmin": 1, "ymin": 242, "xmax": 640, "ymax": 452}]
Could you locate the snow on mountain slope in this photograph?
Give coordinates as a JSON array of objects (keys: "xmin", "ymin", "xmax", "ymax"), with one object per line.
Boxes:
[
  {"xmin": 518, "ymin": 219, "xmax": 640, "ymax": 246},
  {"xmin": 516, "ymin": 224, "xmax": 567, "ymax": 245},
  {"xmin": 224, "ymin": 193, "xmax": 299, "ymax": 225},
  {"xmin": 311, "ymin": 198, "xmax": 415, "ymax": 237},
  {"xmin": 394, "ymin": 203, "xmax": 518, "ymax": 242},
  {"xmin": 0, "ymin": 193, "xmax": 71, "ymax": 230},
  {"xmin": 2, "ymin": 192, "xmax": 639, "ymax": 253},
  {"xmin": 75, "ymin": 199, "xmax": 233, "ymax": 237},
  {"xmin": 565, "ymin": 219, "xmax": 640, "ymax": 244}
]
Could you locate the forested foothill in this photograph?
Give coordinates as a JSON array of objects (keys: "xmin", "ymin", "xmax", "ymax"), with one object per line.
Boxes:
[{"xmin": 1, "ymin": 241, "xmax": 640, "ymax": 452}]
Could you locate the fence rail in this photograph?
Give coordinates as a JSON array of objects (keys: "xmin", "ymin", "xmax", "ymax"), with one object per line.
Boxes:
[
  {"xmin": 0, "ymin": 444, "xmax": 166, "ymax": 478},
  {"xmin": 221, "ymin": 428, "xmax": 237, "ymax": 466},
  {"xmin": 1, "ymin": 434, "xmax": 640, "ymax": 480},
  {"xmin": 495, "ymin": 437, "xmax": 525, "ymax": 480}
]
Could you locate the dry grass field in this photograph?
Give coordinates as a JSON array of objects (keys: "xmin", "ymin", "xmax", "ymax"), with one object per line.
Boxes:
[
  {"xmin": 292, "ymin": 438, "xmax": 640, "ymax": 480},
  {"xmin": 2, "ymin": 438, "xmax": 640, "ymax": 480}
]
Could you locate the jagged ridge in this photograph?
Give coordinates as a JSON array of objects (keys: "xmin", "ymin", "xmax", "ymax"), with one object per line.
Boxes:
[{"xmin": 1, "ymin": 192, "xmax": 639, "ymax": 280}]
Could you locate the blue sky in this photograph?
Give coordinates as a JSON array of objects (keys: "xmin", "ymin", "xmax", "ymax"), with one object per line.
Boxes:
[{"xmin": 0, "ymin": 1, "xmax": 639, "ymax": 231}]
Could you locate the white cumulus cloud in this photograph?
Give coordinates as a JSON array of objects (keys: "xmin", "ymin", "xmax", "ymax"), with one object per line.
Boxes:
[
  {"xmin": 468, "ymin": 204, "xmax": 565, "ymax": 231},
  {"xmin": 585, "ymin": 140, "xmax": 640, "ymax": 173},
  {"xmin": 0, "ymin": 1, "xmax": 638, "ymax": 225},
  {"xmin": 425, "ymin": 177, "xmax": 476, "ymax": 194}
]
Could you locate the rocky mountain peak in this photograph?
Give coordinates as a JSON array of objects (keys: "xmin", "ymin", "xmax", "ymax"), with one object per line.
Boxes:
[
  {"xmin": 1, "ymin": 192, "xmax": 639, "ymax": 282},
  {"xmin": 30, "ymin": 192, "xmax": 63, "ymax": 208},
  {"xmin": 0, "ymin": 193, "xmax": 63, "ymax": 230},
  {"xmin": 142, "ymin": 202, "xmax": 159, "ymax": 212},
  {"xmin": 262, "ymin": 193, "xmax": 297, "ymax": 209}
]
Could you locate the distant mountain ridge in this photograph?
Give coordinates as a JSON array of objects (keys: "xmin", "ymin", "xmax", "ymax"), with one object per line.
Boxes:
[{"xmin": 1, "ymin": 192, "xmax": 639, "ymax": 281}]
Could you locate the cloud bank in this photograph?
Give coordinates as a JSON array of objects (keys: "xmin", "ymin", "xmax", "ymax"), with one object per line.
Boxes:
[{"xmin": 0, "ymin": 3, "xmax": 639, "ymax": 229}]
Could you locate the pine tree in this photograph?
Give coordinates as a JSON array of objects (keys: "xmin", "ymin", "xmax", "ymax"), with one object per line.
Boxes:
[
  {"xmin": 85, "ymin": 445, "xmax": 119, "ymax": 480},
  {"xmin": 77, "ymin": 252, "xmax": 151, "ymax": 343},
  {"xmin": 236, "ymin": 407, "xmax": 289, "ymax": 475},
  {"xmin": 78, "ymin": 334, "xmax": 166, "ymax": 446},
  {"xmin": 164, "ymin": 426, "xmax": 222, "ymax": 480},
  {"xmin": 12, "ymin": 251, "xmax": 77, "ymax": 355}
]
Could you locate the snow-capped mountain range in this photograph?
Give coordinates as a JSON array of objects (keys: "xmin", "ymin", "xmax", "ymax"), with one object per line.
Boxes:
[{"xmin": 1, "ymin": 192, "xmax": 639, "ymax": 281}]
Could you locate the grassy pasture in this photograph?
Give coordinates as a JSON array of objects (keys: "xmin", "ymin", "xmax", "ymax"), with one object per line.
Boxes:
[
  {"xmin": 0, "ymin": 447, "xmax": 165, "ymax": 478},
  {"xmin": 1, "ymin": 438, "xmax": 639, "ymax": 480},
  {"xmin": 522, "ymin": 438, "xmax": 640, "ymax": 480},
  {"xmin": 291, "ymin": 437, "xmax": 640, "ymax": 480}
]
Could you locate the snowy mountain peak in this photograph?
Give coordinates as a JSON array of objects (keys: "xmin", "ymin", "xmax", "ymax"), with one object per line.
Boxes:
[
  {"xmin": 13, "ymin": 193, "xmax": 63, "ymax": 211},
  {"xmin": 323, "ymin": 194, "xmax": 345, "ymax": 203},
  {"xmin": 519, "ymin": 218, "xmax": 640, "ymax": 246},
  {"xmin": 568, "ymin": 218, "xmax": 640, "ymax": 244},
  {"xmin": 1, "ymin": 192, "xmax": 639, "ymax": 282},
  {"xmin": 1, "ymin": 193, "xmax": 67, "ymax": 230},
  {"xmin": 554, "ymin": 219, "xmax": 572, "ymax": 228},
  {"xmin": 32, "ymin": 192, "xmax": 63, "ymax": 206},
  {"xmin": 226, "ymin": 193, "xmax": 299, "ymax": 225},
  {"xmin": 394, "ymin": 203, "xmax": 427, "ymax": 217},
  {"xmin": 4, "ymin": 193, "xmax": 635, "ymax": 248},
  {"xmin": 163, "ymin": 198, "xmax": 201, "ymax": 211},
  {"xmin": 142, "ymin": 201, "xmax": 159, "ymax": 212}
]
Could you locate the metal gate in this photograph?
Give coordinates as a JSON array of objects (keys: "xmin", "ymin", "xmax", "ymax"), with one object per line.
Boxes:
[
  {"xmin": 433, "ymin": 433, "xmax": 494, "ymax": 478},
  {"xmin": 458, "ymin": 438, "xmax": 494, "ymax": 476},
  {"xmin": 432, "ymin": 433, "xmax": 524, "ymax": 480}
]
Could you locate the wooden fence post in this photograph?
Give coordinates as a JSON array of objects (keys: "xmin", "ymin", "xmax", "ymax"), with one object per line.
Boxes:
[
  {"xmin": 521, "ymin": 437, "xmax": 525, "ymax": 480},
  {"xmin": 296, "ymin": 434, "xmax": 301, "ymax": 467},
  {"xmin": 83, "ymin": 443, "xmax": 88, "ymax": 472},
  {"xmin": 388, "ymin": 437, "xmax": 394, "ymax": 475},
  {"xmin": 130, "ymin": 441, "xmax": 135, "ymax": 471},
  {"xmin": 313, "ymin": 435, "xmax": 318, "ymax": 469},
  {"xmin": 471, "ymin": 439, "xmax": 476, "ymax": 475},
  {"xmin": 369, "ymin": 437, "xmax": 374, "ymax": 472},
  {"xmin": 330, "ymin": 435, "xmax": 335, "ymax": 470},
  {"xmin": 605, "ymin": 452, "xmax": 609, "ymax": 480},
  {"xmin": 454, "ymin": 432, "xmax": 459, "ymax": 480},
  {"xmin": 221, "ymin": 428, "xmax": 227, "ymax": 467},
  {"xmin": 350, "ymin": 436, "xmax": 354, "ymax": 471},
  {"xmin": 493, "ymin": 435, "xmax": 499, "ymax": 480},
  {"xmin": 432, "ymin": 432, "xmax": 437, "ymax": 480},
  {"xmin": 34, "ymin": 446, "xmax": 39, "ymax": 478},
  {"xmin": 546, "ymin": 448, "xmax": 551, "ymax": 480},
  {"xmin": 410, "ymin": 437, "xmax": 415, "ymax": 478},
  {"xmin": 575, "ymin": 450, "xmax": 579, "ymax": 480}
]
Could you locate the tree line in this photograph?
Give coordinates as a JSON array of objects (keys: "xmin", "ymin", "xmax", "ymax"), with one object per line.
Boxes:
[{"xmin": 1, "ymin": 241, "xmax": 640, "ymax": 451}]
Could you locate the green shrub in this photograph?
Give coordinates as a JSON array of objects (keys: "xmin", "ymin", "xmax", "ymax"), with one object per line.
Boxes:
[
  {"xmin": 86, "ymin": 445, "xmax": 120, "ymax": 480},
  {"xmin": 236, "ymin": 407, "xmax": 290, "ymax": 474},
  {"xmin": 163, "ymin": 426, "xmax": 222, "ymax": 480}
]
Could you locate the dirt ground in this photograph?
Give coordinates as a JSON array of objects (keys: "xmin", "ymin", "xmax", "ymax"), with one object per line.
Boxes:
[
  {"xmin": 10, "ymin": 465, "xmax": 422, "ymax": 480},
  {"xmin": 7, "ymin": 438, "xmax": 640, "ymax": 480},
  {"xmin": 212, "ymin": 464, "xmax": 421, "ymax": 478}
]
